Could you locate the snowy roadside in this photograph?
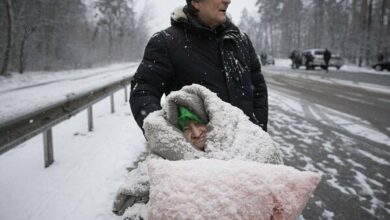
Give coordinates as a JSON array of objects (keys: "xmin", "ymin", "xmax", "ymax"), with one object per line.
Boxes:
[
  {"xmin": 0, "ymin": 63, "xmax": 142, "ymax": 219},
  {"xmin": 0, "ymin": 90, "xmax": 146, "ymax": 220},
  {"xmin": 0, "ymin": 63, "xmax": 138, "ymax": 93},
  {"xmin": 0, "ymin": 62, "xmax": 139, "ymax": 125}
]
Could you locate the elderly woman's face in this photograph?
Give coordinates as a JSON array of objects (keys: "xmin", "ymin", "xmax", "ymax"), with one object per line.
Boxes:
[
  {"xmin": 183, "ymin": 121, "xmax": 207, "ymax": 151},
  {"xmin": 192, "ymin": 0, "xmax": 231, "ymax": 29}
]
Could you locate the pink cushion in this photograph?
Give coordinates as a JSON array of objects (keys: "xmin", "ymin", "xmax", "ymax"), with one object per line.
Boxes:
[{"xmin": 148, "ymin": 159, "xmax": 321, "ymax": 220}]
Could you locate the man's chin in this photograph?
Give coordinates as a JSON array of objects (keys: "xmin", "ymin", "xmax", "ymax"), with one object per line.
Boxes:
[{"xmin": 219, "ymin": 17, "xmax": 227, "ymax": 24}]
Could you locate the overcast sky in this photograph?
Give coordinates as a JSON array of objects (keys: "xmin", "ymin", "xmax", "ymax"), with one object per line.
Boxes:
[{"xmin": 138, "ymin": 0, "xmax": 258, "ymax": 33}]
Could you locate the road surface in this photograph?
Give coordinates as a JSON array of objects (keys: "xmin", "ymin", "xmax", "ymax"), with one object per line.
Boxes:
[{"xmin": 264, "ymin": 66, "xmax": 390, "ymax": 220}]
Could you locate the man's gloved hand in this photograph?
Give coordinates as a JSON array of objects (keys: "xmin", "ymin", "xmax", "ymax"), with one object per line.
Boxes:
[
  {"xmin": 113, "ymin": 194, "xmax": 149, "ymax": 216},
  {"xmin": 123, "ymin": 203, "xmax": 148, "ymax": 220},
  {"xmin": 113, "ymin": 194, "xmax": 136, "ymax": 216},
  {"xmin": 112, "ymin": 160, "xmax": 150, "ymax": 216}
]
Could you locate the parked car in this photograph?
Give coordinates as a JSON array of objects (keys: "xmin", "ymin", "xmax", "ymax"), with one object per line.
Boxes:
[
  {"xmin": 265, "ymin": 55, "xmax": 275, "ymax": 65},
  {"xmin": 257, "ymin": 53, "xmax": 275, "ymax": 66},
  {"xmin": 289, "ymin": 50, "xmax": 303, "ymax": 69},
  {"xmin": 301, "ymin": 49, "xmax": 326, "ymax": 69},
  {"xmin": 372, "ymin": 61, "xmax": 390, "ymax": 71},
  {"xmin": 301, "ymin": 49, "xmax": 344, "ymax": 70},
  {"xmin": 329, "ymin": 55, "xmax": 345, "ymax": 69}
]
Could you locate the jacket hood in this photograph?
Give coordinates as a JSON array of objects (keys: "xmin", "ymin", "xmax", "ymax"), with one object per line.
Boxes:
[{"xmin": 170, "ymin": 5, "xmax": 239, "ymax": 37}]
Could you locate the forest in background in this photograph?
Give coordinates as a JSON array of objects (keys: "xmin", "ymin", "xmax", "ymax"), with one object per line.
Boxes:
[
  {"xmin": 1, "ymin": 0, "xmax": 390, "ymax": 76},
  {"xmin": 239, "ymin": 0, "xmax": 390, "ymax": 66},
  {"xmin": 0, "ymin": 0, "xmax": 150, "ymax": 75}
]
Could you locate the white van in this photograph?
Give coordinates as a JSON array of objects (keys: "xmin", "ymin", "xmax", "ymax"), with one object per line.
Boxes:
[{"xmin": 302, "ymin": 49, "xmax": 326, "ymax": 69}]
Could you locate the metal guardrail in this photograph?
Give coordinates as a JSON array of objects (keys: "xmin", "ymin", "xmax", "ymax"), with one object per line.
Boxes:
[{"xmin": 0, "ymin": 76, "xmax": 132, "ymax": 167}]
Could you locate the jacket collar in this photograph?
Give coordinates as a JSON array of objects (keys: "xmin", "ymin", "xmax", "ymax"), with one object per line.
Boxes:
[{"xmin": 170, "ymin": 6, "xmax": 239, "ymax": 38}]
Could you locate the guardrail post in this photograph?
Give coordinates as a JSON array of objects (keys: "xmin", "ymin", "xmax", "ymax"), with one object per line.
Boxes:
[
  {"xmin": 124, "ymin": 85, "xmax": 128, "ymax": 103},
  {"xmin": 88, "ymin": 106, "xmax": 93, "ymax": 132},
  {"xmin": 43, "ymin": 128, "xmax": 54, "ymax": 168},
  {"xmin": 110, "ymin": 93, "xmax": 115, "ymax": 113},
  {"xmin": 0, "ymin": 76, "xmax": 133, "ymax": 157}
]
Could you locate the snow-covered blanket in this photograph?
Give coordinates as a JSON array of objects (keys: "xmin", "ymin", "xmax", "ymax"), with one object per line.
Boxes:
[
  {"xmin": 113, "ymin": 84, "xmax": 283, "ymax": 219},
  {"xmin": 148, "ymin": 159, "xmax": 321, "ymax": 220}
]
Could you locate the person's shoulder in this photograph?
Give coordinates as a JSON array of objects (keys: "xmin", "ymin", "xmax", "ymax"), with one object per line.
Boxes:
[
  {"xmin": 227, "ymin": 23, "xmax": 251, "ymax": 43},
  {"xmin": 234, "ymin": 29, "xmax": 253, "ymax": 46},
  {"xmin": 146, "ymin": 28, "xmax": 172, "ymax": 46},
  {"xmin": 149, "ymin": 26, "xmax": 182, "ymax": 43}
]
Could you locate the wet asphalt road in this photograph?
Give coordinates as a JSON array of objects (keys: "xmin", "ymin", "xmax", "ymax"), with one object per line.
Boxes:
[
  {"xmin": 263, "ymin": 67, "xmax": 390, "ymax": 220},
  {"xmin": 279, "ymin": 67, "xmax": 390, "ymax": 87}
]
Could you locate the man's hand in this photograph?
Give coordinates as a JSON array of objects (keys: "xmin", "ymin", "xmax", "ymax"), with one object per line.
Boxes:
[
  {"xmin": 112, "ymin": 160, "xmax": 150, "ymax": 216},
  {"xmin": 113, "ymin": 194, "xmax": 149, "ymax": 216}
]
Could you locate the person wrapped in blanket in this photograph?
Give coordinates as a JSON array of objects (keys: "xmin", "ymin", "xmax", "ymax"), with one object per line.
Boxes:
[{"xmin": 112, "ymin": 84, "xmax": 283, "ymax": 220}]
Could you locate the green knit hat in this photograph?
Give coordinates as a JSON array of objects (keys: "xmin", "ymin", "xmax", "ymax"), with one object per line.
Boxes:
[{"xmin": 178, "ymin": 106, "xmax": 205, "ymax": 130}]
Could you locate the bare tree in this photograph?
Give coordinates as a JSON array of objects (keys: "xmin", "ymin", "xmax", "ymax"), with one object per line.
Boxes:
[
  {"xmin": 364, "ymin": 0, "xmax": 374, "ymax": 65},
  {"xmin": 255, "ymin": 0, "xmax": 283, "ymax": 55},
  {"xmin": 95, "ymin": 0, "xmax": 132, "ymax": 62},
  {"xmin": 1, "ymin": 0, "xmax": 14, "ymax": 76},
  {"xmin": 239, "ymin": 8, "xmax": 261, "ymax": 51},
  {"xmin": 280, "ymin": 0, "xmax": 303, "ymax": 52},
  {"xmin": 0, "ymin": 0, "xmax": 151, "ymax": 73},
  {"xmin": 130, "ymin": 0, "xmax": 151, "ymax": 60},
  {"xmin": 14, "ymin": 0, "xmax": 41, "ymax": 73},
  {"xmin": 245, "ymin": 0, "xmax": 386, "ymax": 64}
]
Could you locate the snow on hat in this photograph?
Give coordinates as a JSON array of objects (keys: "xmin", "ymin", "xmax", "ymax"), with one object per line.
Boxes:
[{"xmin": 178, "ymin": 106, "xmax": 205, "ymax": 130}]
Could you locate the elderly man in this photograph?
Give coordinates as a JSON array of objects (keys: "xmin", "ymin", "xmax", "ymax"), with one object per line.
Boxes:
[{"xmin": 130, "ymin": 0, "xmax": 269, "ymax": 132}]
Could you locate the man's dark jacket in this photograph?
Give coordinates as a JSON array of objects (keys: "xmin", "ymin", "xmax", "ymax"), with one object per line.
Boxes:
[
  {"xmin": 130, "ymin": 6, "xmax": 268, "ymax": 131},
  {"xmin": 324, "ymin": 49, "xmax": 332, "ymax": 62}
]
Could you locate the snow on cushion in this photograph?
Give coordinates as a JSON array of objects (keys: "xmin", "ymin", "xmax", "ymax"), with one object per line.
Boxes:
[{"xmin": 148, "ymin": 159, "xmax": 321, "ymax": 220}]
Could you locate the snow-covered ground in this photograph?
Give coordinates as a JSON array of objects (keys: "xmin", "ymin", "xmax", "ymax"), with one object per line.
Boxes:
[
  {"xmin": 268, "ymin": 59, "xmax": 390, "ymax": 95},
  {"xmin": 269, "ymin": 89, "xmax": 390, "ymax": 147},
  {"xmin": 268, "ymin": 89, "xmax": 390, "ymax": 218},
  {"xmin": 0, "ymin": 63, "xmax": 143, "ymax": 220},
  {"xmin": 0, "ymin": 63, "xmax": 143, "ymax": 219},
  {"xmin": 0, "ymin": 63, "xmax": 138, "ymax": 124},
  {"xmin": 0, "ymin": 62, "xmax": 389, "ymax": 219},
  {"xmin": 0, "ymin": 85, "xmax": 146, "ymax": 220}
]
